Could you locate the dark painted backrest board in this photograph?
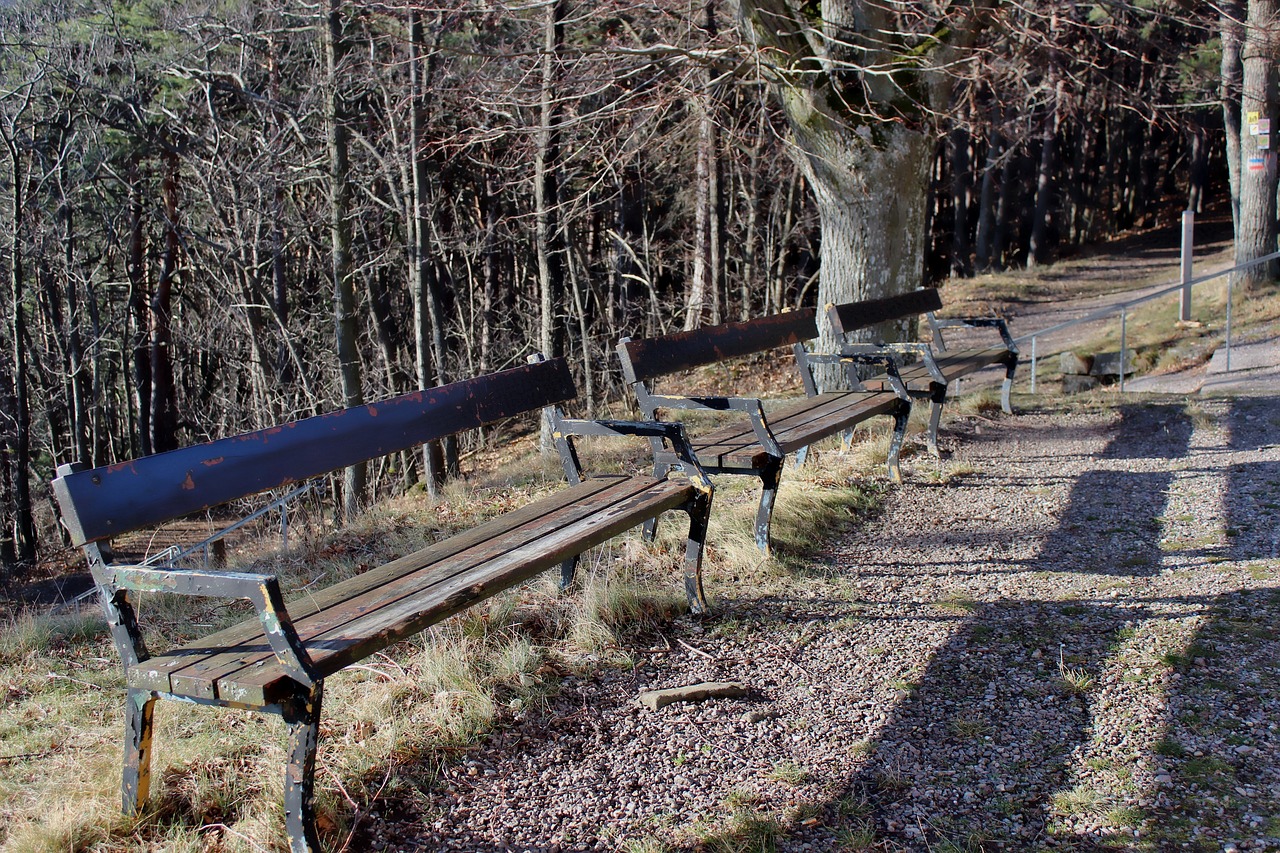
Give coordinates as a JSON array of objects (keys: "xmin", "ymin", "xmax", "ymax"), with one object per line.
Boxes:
[
  {"xmin": 618, "ymin": 309, "xmax": 818, "ymax": 384},
  {"xmin": 52, "ymin": 359, "xmax": 578, "ymax": 547},
  {"xmin": 826, "ymin": 289, "xmax": 943, "ymax": 336}
]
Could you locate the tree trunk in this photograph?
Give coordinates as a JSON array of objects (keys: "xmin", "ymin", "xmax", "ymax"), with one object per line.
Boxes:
[
  {"xmin": 797, "ymin": 120, "xmax": 932, "ymax": 368},
  {"xmin": 3, "ymin": 133, "xmax": 36, "ymax": 567},
  {"xmin": 535, "ymin": 0, "xmax": 566, "ymax": 361},
  {"xmin": 1222, "ymin": 2, "xmax": 1245, "ymax": 231},
  {"xmin": 1027, "ymin": 78, "xmax": 1063, "ymax": 269},
  {"xmin": 126, "ymin": 161, "xmax": 151, "ymax": 458},
  {"xmin": 684, "ymin": 85, "xmax": 715, "ymax": 330},
  {"xmin": 1235, "ymin": 0, "xmax": 1279, "ymax": 289},
  {"xmin": 326, "ymin": 0, "xmax": 366, "ymax": 518},
  {"xmin": 950, "ymin": 125, "xmax": 973, "ymax": 278},
  {"xmin": 1188, "ymin": 111, "xmax": 1211, "ymax": 214},
  {"xmin": 974, "ymin": 127, "xmax": 1002, "ymax": 272},
  {"xmin": 149, "ymin": 149, "xmax": 180, "ymax": 453},
  {"xmin": 408, "ymin": 8, "xmax": 450, "ymax": 496}
]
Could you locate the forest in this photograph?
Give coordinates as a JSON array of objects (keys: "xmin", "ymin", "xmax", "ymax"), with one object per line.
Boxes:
[{"xmin": 0, "ymin": 1, "xmax": 1254, "ymax": 573}]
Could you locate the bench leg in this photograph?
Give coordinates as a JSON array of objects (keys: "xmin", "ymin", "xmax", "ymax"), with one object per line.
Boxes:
[
  {"xmin": 753, "ymin": 459, "xmax": 785, "ymax": 554},
  {"xmin": 1001, "ymin": 357, "xmax": 1017, "ymax": 415},
  {"xmin": 642, "ymin": 462, "xmax": 674, "ymax": 542},
  {"xmin": 122, "ymin": 688, "xmax": 157, "ymax": 816},
  {"xmin": 887, "ymin": 400, "xmax": 909, "ymax": 484},
  {"xmin": 927, "ymin": 385, "xmax": 947, "ymax": 459},
  {"xmin": 559, "ymin": 556, "xmax": 579, "ymax": 591},
  {"xmin": 683, "ymin": 493, "xmax": 712, "ymax": 615},
  {"xmin": 794, "ymin": 445, "xmax": 809, "ymax": 467},
  {"xmin": 283, "ymin": 684, "xmax": 324, "ymax": 853}
]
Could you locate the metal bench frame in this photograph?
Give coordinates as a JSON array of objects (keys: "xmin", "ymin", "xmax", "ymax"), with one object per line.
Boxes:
[
  {"xmin": 616, "ymin": 309, "xmax": 911, "ymax": 554},
  {"xmin": 826, "ymin": 289, "xmax": 1019, "ymax": 456}
]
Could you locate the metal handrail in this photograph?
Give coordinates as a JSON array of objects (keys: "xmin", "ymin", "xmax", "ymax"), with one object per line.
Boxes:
[{"xmin": 1017, "ymin": 249, "xmax": 1280, "ymax": 392}]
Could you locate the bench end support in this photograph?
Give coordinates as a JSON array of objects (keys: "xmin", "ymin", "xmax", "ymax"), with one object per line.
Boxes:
[
  {"xmin": 283, "ymin": 684, "xmax": 324, "ymax": 853},
  {"xmin": 122, "ymin": 688, "xmax": 157, "ymax": 818},
  {"xmin": 887, "ymin": 400, "xmax": 909, "ymax": 484}
]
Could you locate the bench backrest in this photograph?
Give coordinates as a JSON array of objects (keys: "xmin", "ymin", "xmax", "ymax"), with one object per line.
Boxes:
[
  {"xmin": 52, "ymin": 359, "xmax": 577, "ymax": 547},
  {"xmin": 617, "ymin": 308, "xmax": 818, "ymax": 384},
  {"xmin": 826, "ymin": 289, "xmax": 943, "ymax": 337}
]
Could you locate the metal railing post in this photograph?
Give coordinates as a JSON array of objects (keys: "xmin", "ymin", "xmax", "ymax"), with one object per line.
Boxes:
[
  {"xmin": 1180, "ymin": 210, "xmax": 1194, "ymax": 322},
  {"xmin": 1226, "ymin": 273, "xmax": 1234, "ymax": 372},
  {"xmin": 1119, "ymin": 307, "xmax": 1127, "ymax": 393},
  {"xmin": 1030, "ymin": 336, "xmax": 1038, "ymax": 394}
]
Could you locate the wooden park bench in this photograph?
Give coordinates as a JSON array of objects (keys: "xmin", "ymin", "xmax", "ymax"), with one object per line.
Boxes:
[
  {"xmin": 50, "ymin": 357, "xmax": 713, "ymax": 853},
  {"xmin": 826, "ymin": 289, "xmax": 1019, "ymax": 457},
  {"xmin": 616, "ymin": 308, "xmax": 911, "ymax": 554}
]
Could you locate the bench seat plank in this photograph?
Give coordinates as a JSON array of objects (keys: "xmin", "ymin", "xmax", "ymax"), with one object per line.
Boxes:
[
  {"xmin": 681, "ymin": 391, "xmax": 901, "ymax": 468},
  {"xmin": 861, "ymin": 346, "xmax": 1011, "ymax": 391},
  {"xmin": 128, "ymin": 474, "xmax": 634, "ymax": 701},
  {"xmin": 132, "ymin": 474, "xmax": 692, "ymax": 706}
]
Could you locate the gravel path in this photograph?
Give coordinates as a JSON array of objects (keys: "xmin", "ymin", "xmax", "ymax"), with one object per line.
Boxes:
[{"xmin": 358, "ymin": 391, "xmax": 1280, "ymax": 852}]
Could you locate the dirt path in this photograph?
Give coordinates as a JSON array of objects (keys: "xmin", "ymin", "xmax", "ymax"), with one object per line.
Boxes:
[{"xmin": 356, "ymin": 390, "xmax": 1280, "ymax": 852}]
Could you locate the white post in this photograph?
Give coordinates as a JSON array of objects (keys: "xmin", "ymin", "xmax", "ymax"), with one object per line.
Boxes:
[
  {"xmin": 1030, "ymin": 336, "xmax": 1038, "ymax": 394},
  {"xmin": 1226, "ymin": 274, "xmax": 1234, "ymax": 373},
  {"xmin": 1179, "ymin": 210, "xmax": 1194, "ymax": 322},
  {"xmin": 1120, "ymin": 307, "xmax": 1127, "ymax": 393}
]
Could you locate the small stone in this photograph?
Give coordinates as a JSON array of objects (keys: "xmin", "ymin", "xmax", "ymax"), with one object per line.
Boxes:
[{"xmin": 638, "ymin": 682, "xmax": 749, "ymax": 711}]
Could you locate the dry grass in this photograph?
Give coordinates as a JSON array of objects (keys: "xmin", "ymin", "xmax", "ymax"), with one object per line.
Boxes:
[{"xmin": 0, "ymin": 391, "xmax": 904, "ymax": 850}]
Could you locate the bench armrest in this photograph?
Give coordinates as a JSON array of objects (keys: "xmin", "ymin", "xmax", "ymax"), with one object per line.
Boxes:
[
  {"xmin": 642, "ymin": 394, "xmax": 783, "ymax": 458},
  {"xmin": 838, "ymin": 342, "xmax": 946, "ymax": 386},
  {"xmin": 806, "ymin": 350, "xmax": 914, "ymax": 397},
  {"xmin": 105, "ymin": 564, "xmax": 318, "ymax": 686},
  {"xmin": 930, "ymin": 316, "xmax": 1018, "ymax": 353},
  {"xmin": 555, "ymin": 418, "xmax": 714, "ymax": 491}
]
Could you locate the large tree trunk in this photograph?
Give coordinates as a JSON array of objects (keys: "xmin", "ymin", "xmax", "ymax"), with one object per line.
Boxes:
[
  {"xmin": 735, "ymin": 0, "xmax": 960, "ymax": 387},
  {"xmin": 326, "ymin": 0, "xmax": 366, "ymax": 518},
  {"xmin": 1235, "ymin": 0, "xmax": 1279, "ymax": 289},
  {"xmin": 795, "ymin": 121, "xmax": 931, "ymax": 364}
]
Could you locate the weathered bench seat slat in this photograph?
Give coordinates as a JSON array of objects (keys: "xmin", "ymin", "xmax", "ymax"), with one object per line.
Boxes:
[
  {"xmin": 861, "ymin": 348, "xmax": 1011, "ymax": 389},
  {"xmin": 132, "ymin": 473, "xmax": 637, "ymax": 700},
  {"xmin": 139, "ymin": 475, "xmax": 691, "ymax": 706},
  {"xmin": 618, "ymin": 309, "xmax": 910, "ymax": 552},
  {"xmin": 689, "ymin": 391, "xmax": 901, "ymax": 468}
]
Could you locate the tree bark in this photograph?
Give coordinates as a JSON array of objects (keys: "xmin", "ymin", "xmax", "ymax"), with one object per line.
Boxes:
[{"xmin": 736, "ymin": 0, "xmax": 958, "ymax": 386}]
